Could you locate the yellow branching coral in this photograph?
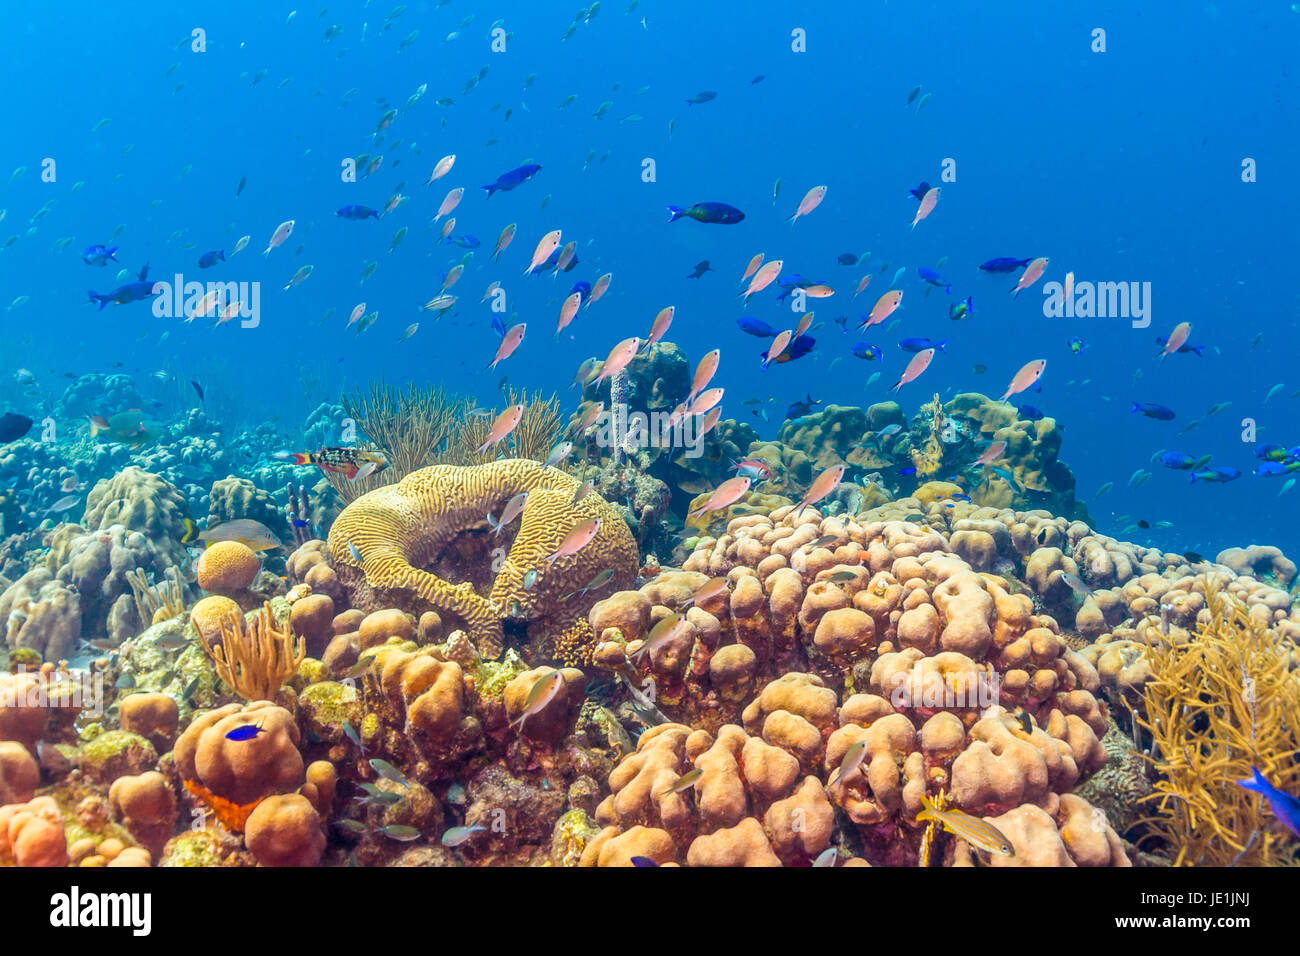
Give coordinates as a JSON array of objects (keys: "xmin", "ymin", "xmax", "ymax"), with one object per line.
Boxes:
[
  {"xmin": 203, "ymin": 602, "xmax": 306, "ymax": 702},
  {"xmin": 1131, "ymin": 578, "xmax": 1300, "ymax": 866}
]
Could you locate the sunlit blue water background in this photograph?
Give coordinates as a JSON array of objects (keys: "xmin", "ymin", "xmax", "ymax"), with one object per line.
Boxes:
[{"xmin": 1, "ymin": 0, "xmax": 1297, "ymax": 558}]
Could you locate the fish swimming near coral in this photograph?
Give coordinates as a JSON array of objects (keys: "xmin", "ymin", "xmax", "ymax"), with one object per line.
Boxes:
[
  {"xmin": 197, "ymin": 518, "xmax": 282, "ymax": 552},
  {"xmin": 1237, "ymin": 768, "xmax": 1300, "ymax": 839},
  {"xmin": 282, "ymin": 446, "xmax": 390, "ymax": 481},
  {"xmin": 916, "ymin": 794, "xmax": 1015, "ymax": 856}
]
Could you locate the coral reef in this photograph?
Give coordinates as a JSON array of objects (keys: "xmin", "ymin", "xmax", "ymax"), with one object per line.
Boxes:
[{"xmin": 323, "ymin": 459, "xmax": 638, "ymax": 661}]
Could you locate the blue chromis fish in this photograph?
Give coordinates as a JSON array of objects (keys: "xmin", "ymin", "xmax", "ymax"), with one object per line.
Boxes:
[
  {"xmin": 898, "ymin": 337, "xmax": 946, "ymax": 353},
  {"xmin": 916, "ymin": 267, "xmax": 950, "ymax": 293},
  {"xmin": 948, "ymin": 296, "xmax": 972, "ymax": 320},
  {"xmin": 482, "ymin": 163, "xmax": 542, "ymax": 197},
  {"xmin": 916, "ymin": 794, "xmax": 1015, "ymax": 856},
  {"xmin": 82, "ymin": 244, "xmax": 119, "ymax": 266},
  {"xmin": 736, "ymin": 316, "xmax": 778, "ymax": 338},
  {"xmin": 337, "ymin": 204, "xmax": 381, "ymax": 220},
  {"xmin": 1130, "ymin": 402, "xmax": 1176, "ymax": 421},
  {"xmin": 348, "ymin": 541, "xmax": 364, "ymax": 562},
  {"xmin": 1237, "ymin": 768, "xmax": 1300, "ymax": 839},
  {"xmin": 447, "ymin": 234, "xmax": 481, "ymax": 248},
  {"xmin": 197, "ymin": 249, "xmax": 226, "ymax": 268},
  {"xmin": 666, "ymin": 202, "xmax": 745, "ymax": 224},
  {"xmin": 979, "ymin": 257, "xmax": 1032, "ymax": 273}
]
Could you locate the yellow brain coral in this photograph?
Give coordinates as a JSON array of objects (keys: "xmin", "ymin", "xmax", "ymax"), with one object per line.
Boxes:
[
  {"xmin": 326, "ymin": 459, "xmax": 638, "ymax": 660},
  {"xmin": 196, "ymin": 541, "xmax": 261, "ymax": 594}
]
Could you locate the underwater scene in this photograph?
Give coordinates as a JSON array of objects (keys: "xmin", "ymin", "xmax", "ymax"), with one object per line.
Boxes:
[{"xmin": 1, "ymin": 0, "xmax": 1298, "ymax": 880}]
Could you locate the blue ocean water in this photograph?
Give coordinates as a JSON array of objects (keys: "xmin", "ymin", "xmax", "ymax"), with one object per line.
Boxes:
[{"xmin": 1, "ymin": 0, "xmax": 1297, "ymax": 557}]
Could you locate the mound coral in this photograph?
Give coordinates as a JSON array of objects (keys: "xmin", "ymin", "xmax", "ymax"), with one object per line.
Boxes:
[
  {"xmin": 325, "ymin": 459, "xmax": 637, "ymax": 661},
  {"xmin": 175, "ymin": 701, "xmax": 305, "ymax": 829}
]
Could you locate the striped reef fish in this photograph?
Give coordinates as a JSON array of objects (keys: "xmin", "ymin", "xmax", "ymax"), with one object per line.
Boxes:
[
  {"xmin": 916, "ymin": 794, "xmax": 1015, "ymax": 857},
  {"xmin": 286, "ymin": 446, "xmax": 389, "ymax": 480}
]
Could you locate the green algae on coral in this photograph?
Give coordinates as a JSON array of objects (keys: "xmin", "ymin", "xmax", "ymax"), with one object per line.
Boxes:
[{"xmin": 80, "ymin": 729, "xmax": 157, "ymax": 784}]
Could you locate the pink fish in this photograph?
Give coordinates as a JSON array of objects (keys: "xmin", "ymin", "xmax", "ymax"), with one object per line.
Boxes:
[
  {"xmin": 763, "ymin": 329, "xmax": 792, "ymax": 369},
  {"xmin": 743, "ymin": 259, "xmax": 783, "ymax": 303},
  {"xmin": 688, "ymin": 476, "xmax": 751, "ymax": 519},
  {"xmin": 492, "ymin": 222, "xmax": 517, "ymax": 262},
  {"xmin": 262, "ymin": 219, "xmax": 294, "ymax": 256},
  {"xmin": 425, "ymin": 154, "xmax": 455, "ymax": 185},
  {"xmin": 440, "ymin": 217, "xmax": 456, "ymax": 241},
  {"xmin": 524, "ymin": 230, "xmax": 562, "ymax": 275},
  {"xmin": 442, "ymin": 264, "xmax": 464, "ymax": 290},
  {"xmin": 793, "ymin": 312, "xmax": 814, "ymax": 339},
  {"xmin": 1011, "ymin": 257, "xmax": 1049, "ymax": 298},
  {"xmin": 434, "ymin": 187, "xmax": 464, "ymax": 222},
  {"xmin": 687, "ymin": 349, "xmax": 721, "ymax": 401},
  {"xmin": 348, "ymin": 303, "xmax": 366, "ymax": 327},
  {"xmin": 1063, "ymin": 270, "xmax": 1075, "ymax": 303},
  {"xmin": 1000, "ymin": 359, "xmax": 1047, "ymax": 401},
  {"xmin": 510, "ymin": 670, "xmax": 565, "ymax": 731},
  {"xmin": 570, "ymin": 401, "xmax": 604, "ymax": 435},
  {"xmin": 547, "ymin": 518, "xmax": 601, "ymax": 565},
  {"xmin": 910, "ymin": 187, "xmax": 939, "ymax": 229},
  {"xmin": 555, "ymin": 292, "xmax": 582, "ymax": 338},
  {"xmin": 853, "ymin": 275, "xmax": 871, "ymax": 298},
  {"xmin": 552, "ymin": 241, "xmax": 577, "ymax": 275},
  {"xmin": 688, "ymin": 387, "xmax": 724, "ymax": 417},
  {"xmin": 740, "ymin": 252, "xmax": 764, "ymax": 284},
  {"xmin": 586, "ymin": 272, "xmax": 612, "ymax": 308},
  {"xmin": 592, "ymin": 337, "xmax": 642, "ymax": 385},
  {"xmin": 476, "ymin": 404, "xmax": 525, "ymax": 453},
  {"xmin": 862, "ymin": 290, "xmax": 903, "ymax": 329},
  {"xmin": 891, "ymin": 347, "xmax": 935, "ymax": 392},
  {"xmin": 973, "ymin": 440, "xmax": 1007, "ymax": 467},
  {"xmin": 1161, "ymin": 321, "xmax": 1191, "ymax": 358},
  {"xmin": 645, "ymin": 306, "xmax": 674, "ymax": 348},
  {"xmin": 698, "ymin": 407, "xmax": 722, "ymax": 437},
  {"xmin": 794, "ymin": 464, "xmax": 845, "ymax": 517},
  {"xmin": 488, "ymin": 323, "xmax": 526, "ymax": 369},
  {"xmin": 788, "ymin": 185, "xmax": 827, "ymax": 224},
  {"xmin": 481, "ymin": 281, "xmax": 501, "ymax": 303}
]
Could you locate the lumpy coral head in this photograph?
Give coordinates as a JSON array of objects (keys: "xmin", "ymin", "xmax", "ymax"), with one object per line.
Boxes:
[{"xmin": 326, "ymin": 459, "xmax": 638, "ymax": 660}]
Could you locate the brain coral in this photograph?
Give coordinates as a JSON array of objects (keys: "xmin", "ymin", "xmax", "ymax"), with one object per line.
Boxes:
[{"xmin": 326, "ymin": 459, "xmax": 638, "ymax": 661}]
